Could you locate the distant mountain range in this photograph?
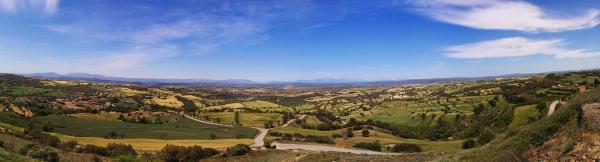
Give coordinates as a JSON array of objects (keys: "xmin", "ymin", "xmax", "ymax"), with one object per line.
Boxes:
[{"xmin": 21, "ymin": 72, "xmax": 538, "ymax": 87}]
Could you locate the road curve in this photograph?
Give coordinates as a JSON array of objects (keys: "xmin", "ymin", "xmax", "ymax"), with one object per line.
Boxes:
[
  {"xmin": 183, "ymin": 113, "xmax": 383, "ymax": 155},
  {"xmin": 547, "ymin": 100, "xmax": 559, "ymax": 116},
  {"xmin": 274, "ymin": 143, "xmax": 393, "ymax": 155}
]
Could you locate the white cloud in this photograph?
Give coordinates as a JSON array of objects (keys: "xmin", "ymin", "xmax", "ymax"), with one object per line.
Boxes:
[
  {"xmin": 0, "ymin": 0, "xmax": 59, "ymax": 14},
  {"xmin": 407, "ymin": 0, "xmax": 600, "ymax": 32},
  {"xmin": 444, "ymin": 37, "xmax": 600, "ymax": 59}
]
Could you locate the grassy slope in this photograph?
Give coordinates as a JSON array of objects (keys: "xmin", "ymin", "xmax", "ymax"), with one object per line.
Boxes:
[
  {"xmin": 509, "ymin": 104, "xmax": 541, "ymax": 128},
  {"xmin": 444, "ymin": 88, "xmax": 600, "ymax": 161}
]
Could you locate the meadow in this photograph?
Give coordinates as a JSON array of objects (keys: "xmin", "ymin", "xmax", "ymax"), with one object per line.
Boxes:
[{"xmin": 198, "ymin": 112, "xmax": 283, "ymax": 128}]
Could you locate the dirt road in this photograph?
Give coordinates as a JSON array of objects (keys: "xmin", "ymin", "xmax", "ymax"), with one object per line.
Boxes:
[
  {"xmin": 273, "ymin": 143, "xmax": 392, "ymax": 155},
  {"xmin": 547, "ymin": 100, "xmax": 559, "ymax": 116}
]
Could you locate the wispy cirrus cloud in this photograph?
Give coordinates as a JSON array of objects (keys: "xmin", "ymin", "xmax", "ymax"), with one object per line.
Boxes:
[
  {"xmin": 406, "ymin": 0, "xmax": 600, "ymax": 32},
  {"xmin": 0, "ymin": 0, "xmax": 59, "ymax": 14},
  {"xmin": 444, "ymin": 37, "xmax": 600, "ymax": 59}
]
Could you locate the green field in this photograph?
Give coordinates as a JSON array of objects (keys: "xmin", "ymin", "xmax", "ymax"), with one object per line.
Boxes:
[
  {"xmin": 0, "ymin": 112, "xmax": 257, "ymax": 140},
  {"xmin": 199, "ymin": 112, "xmax": 283, "ymax": 128},
  {"xmin": 508, "ymin": 104, "xmax": 541, "ymax": 128}
]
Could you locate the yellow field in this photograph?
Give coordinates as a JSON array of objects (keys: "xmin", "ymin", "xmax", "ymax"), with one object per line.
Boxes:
[
  {"xmin": 182, "ymin": 95, "xmax": 206, "ymax": 107},
  {"xmin": 117, "ymin": 87, "xmax": 149, "ymax": 96},
  {"xmin": 53, "ymin": 133, "xmax": 252, "ymax": 151},
  {"xmin": 145, "ymin": 96, "xmax": 183, "ymax": 109},
  {"xmin": 204, "ymin": 103, "xmax": 245, "ymax": 111},
  {"xmin": 242, "ymin": 101, "xmax": 281, "ymax": 108},
  {"xmin": 69, "ymin": 112, "xmax": 121, "ymax": 121}
]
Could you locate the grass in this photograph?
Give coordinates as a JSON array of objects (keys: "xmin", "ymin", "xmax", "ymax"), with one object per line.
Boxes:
[
  {"xmin": 28, "ymin": 115, "xmax": 258, "ymax": 140},
  {"xmin": 509, "ymin": 104, "xmax": 541, "ymax": 128},
  {"xmin": 199, "ymin": 112, "xmax": 282, "ymax": 128},
  {"xmin": 53, "ymin": 133, "xmax": 253, "ymax": 151},
  {"xmin": 341, "ymin": 130, "xmax": 464, "ymax": 151},
  {"xmin": 270, "ymin": 126, "xmax": 343, "ymax": 137}
]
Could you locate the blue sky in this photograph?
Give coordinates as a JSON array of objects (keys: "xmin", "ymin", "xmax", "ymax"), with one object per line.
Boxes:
[{"xmin": 1, "ymin": 0, "xmax": 600, "ymax": 81}]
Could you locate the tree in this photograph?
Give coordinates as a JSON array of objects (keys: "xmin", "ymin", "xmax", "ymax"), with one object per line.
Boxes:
[
  {"xmin": 227, "ymin": 144, "xmax": 251, "ymax": 156},
  {"xmin": 282, "ymin": 113, "xmax": 289, "ymax": 124},
  {"xmin": 234, "ymin": 111, "xmax": 240, "ymax": 126},
  {"xmin": 361, "ymin": 129, "xmax": 370, "ymax": 137},
  {"xmin": 346, "ymin": 127, "xmax": 354, "ymax": 137},
  {"xmin": 42, "ymin": 122, "xmax": 54, "ymax": 132},
  {"xmin": 535, "ymin": 102, "xmax": 546, "ymax": 113},
  {"xmin": 474, "ymin": 103, "xmax": 485, "ymax": 116},
  {"xmin": 209, "ymin": 134, "xmax": 216, "ymax": 140},
  {"xmin": 488, "ymin": 100, "xmax": 497, "ymax": 107},
  {"xmin": 595, "ymin": 78, "xmax": 600, "ymax": 85},
  {"xmin": 462, "ymin": 139, "xmax": 476, "ymax": 149}
]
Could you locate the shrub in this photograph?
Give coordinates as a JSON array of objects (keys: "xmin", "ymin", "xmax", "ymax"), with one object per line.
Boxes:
[
  {"xmin": 390, "ymin": 143, "xmax": 422, "ymax": 153},
  {"xmin": 264, "ymin": 141, "xmax": 276, "ymax": 149},
  {"xmin": 159, "ymin": 144, "xmax": 219, "ymax": 162},
  {"xmin": 477, "ymin": 130, "xmax": 496, "ymax": 145},
  {"xmin": 42, "ymin": 122, "xmax": 54, "ymax": 132},
  {"xmin": 462, "ymin": 139, "xmax": 476, "ymax": 149},
  {"xmin": 209, "ymin": 133, "xmax": 216, "ymax": 140},
  {"xmin": 116, "ymin": 154, "xmax": 142, "ymax": 162},
  {"xmin": 346, "ymin": 128, "xmax": 354, "ymax": 137},
  {"xmin": 362, "ymin": 129, "xmax": 370, "ymax": 137},
  {"xmin": 75, "ymin": 144, "xmax": 109, "ymax": 156},
  {"xmin": 0, "ymin": 140, "xmax": 4, "ymax": 148},
  {"xmin": 227, "ymin": 144, "xmax": 251, "ymax": 156},
  {"xmin": 27, "ymin": 147, "xmax": 59, "ymax": 162},
  {"xmin": 107, "ymin": 143, "xmax": 136, "ymax": 157},
  {"xmin": 61, "ymin": 140, "xmax": 78, "ymax": 151},
  {"xmin": 353, "ymin": 140, "xmax": 381, "ymax": 151}
]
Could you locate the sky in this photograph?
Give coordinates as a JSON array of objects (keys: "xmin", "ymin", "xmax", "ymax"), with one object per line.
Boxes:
[{"xmin": 1, "ymin": 0, "xmax": 600, "ymax": 82}]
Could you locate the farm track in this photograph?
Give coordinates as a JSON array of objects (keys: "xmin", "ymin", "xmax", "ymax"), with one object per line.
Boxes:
[{"xmin": 547, "ymin": 100, "xmax": 559, "ymax": 116}]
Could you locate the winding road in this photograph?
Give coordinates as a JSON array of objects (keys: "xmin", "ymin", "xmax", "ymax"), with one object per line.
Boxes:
[
  {"xmin": 182, "ymin": 113, "xmax": 384, "ymax": 154},
  {"xmin": 547, "ymin": 100, "xmax": 560, "ymax": 116}
]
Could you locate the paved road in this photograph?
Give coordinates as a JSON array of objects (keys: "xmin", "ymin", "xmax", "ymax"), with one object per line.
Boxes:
[
  {"xmin": 547, "ymin": 100, "xmax": 560, "ymax": 116},
  {"xmin": 274, "ymin": 143, "xmax": 393, "ymax": 155}
]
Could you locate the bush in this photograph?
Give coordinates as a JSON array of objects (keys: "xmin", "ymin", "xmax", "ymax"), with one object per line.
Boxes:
[
  {"xmin": 362, "ymin": 129, "xmax": 370, "ymax": 137},
  {"xmin": 353, "ymin": 140, "xmax": 381, "ymax": 151},
  {"xmin": 390, "ymin": 143, "xmax": 422, "ymax": 153},
  {"xmin": 227, "ymin": 144, "xmax": 251, "ymax": 156},
  {"xmin": 107, "ymin": 143, "xmax": 136, "ymax": 157},
  {"xmin": 462, "ymin": 139, "xmax": 476, "ymax": 149},
  {"xmin": 0, "ymin": 140, "xmax": 4, "ymax": 148},
  {"xmin": 160, "ymin": 144, "xmax": 219, "ymax": 162},
  {"xmin": 346, "ymin": 128, "xmax": 354, "ymax": 137},
  {"xmin": 42, "ymin": 122, "xmax": 54, "ymax": 132},
  {"xmin": 61, "ymin": 140, "xmax": 78, "ymax": 151},
  {"xmin": 27, "ymin": 147, "xmax": 59, "ymax": 162},
  {"xmin": 477, "ymin": 130, "xmax": 496, "ymax": 145},
  {"xmin": 116, "ymin": 154, "xmax": 142, "ymax": 162},
  {"xmin": 75, "ymin": 144, "xmax": 109, "ymax": 156},
  {"xmin": 264, "ymin": 141, "xmax": 276, "ymax": 149}
]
